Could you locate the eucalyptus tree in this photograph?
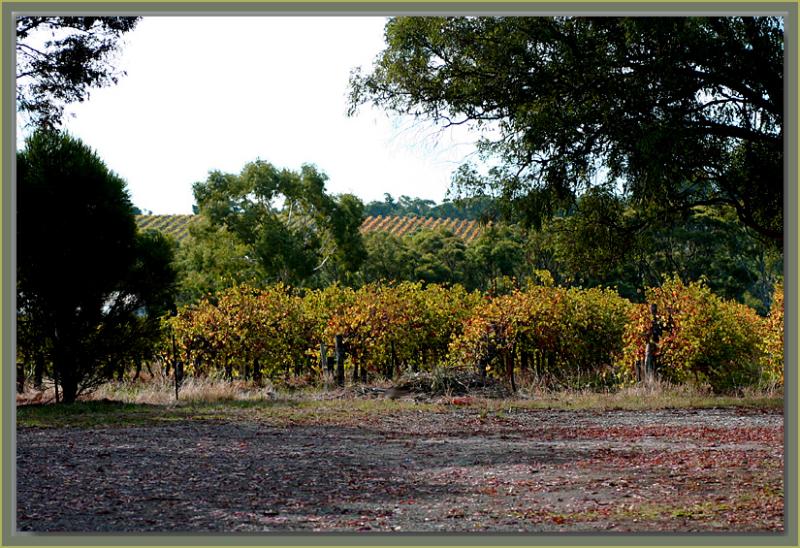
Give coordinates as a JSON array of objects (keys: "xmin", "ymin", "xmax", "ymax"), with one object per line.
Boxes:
[
  {"xmin": 187, "ymin": 160, "xmax": 366, "ymax": 291},
  {"xmin": 17, "ymin": 16, "xmax": 141, "ymax": 127},
  {"xmin": 350, "ymin": 16, "xmax": 783, "ymax": 243}
]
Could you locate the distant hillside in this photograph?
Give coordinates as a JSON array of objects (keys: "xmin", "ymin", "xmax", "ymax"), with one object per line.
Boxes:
[
  {"xmin": 135, "ymin": 214, "xmax": 485, "ymax": 244},
  {"xmin": 135, "ymin": 214, "xmax": 195, "ymax": 243},
  {"xmin": 360, "ymin": 215, "xmax": 484, "ymax": 242}
]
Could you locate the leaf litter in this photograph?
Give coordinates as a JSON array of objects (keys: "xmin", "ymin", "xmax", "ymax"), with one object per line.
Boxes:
[{"xmin": 17, "ymin": 405, "xmax": 783, "ymax": 533}]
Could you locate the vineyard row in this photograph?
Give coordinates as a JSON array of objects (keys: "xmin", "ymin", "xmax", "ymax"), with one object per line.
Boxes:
[{"xmin": 165, "ymin": 279, "xmax": 784, "ymax": 393}]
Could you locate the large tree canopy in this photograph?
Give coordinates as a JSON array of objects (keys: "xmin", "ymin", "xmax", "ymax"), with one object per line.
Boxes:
[
  {"xmin": 18, "ymin": 130, "xmax": 175, "ymax": 402},
  {"xmin": 349, "ymin": 16, "xmax": 783, "ymax": 243},
  {"xmin": 16, "ymin": 16, "xmax": 140, "ymax": 127},
  {"xmin": 186, "ymin": 160, "xmax": 367, "ymax": 292}
]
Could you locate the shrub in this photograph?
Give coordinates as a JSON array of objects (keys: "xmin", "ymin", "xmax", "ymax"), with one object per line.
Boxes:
[
  {"xmin": 326, "ymin": 282, "xmax": 479, "ymax": 379},
  {"xmin": 166, "ymin": 278, "xmax": 776, "ymax": 393},
  {"xmin": 616, "ymin": 277, "xmax": 765, "ymax": 393},
  {"xmin": 760, "ymin": 281, "xmax": 784, "ymax": 387},
  {"xmin": 170, "ymin": 284, "xmax": 305, "ymax": 381},
  {"xmin": 301, "ymin": 283, "xmax": 357, "ymax": 357},
  {"xmin": 450, "ymin": 286, "xmax": 631, "ymax": 387}
]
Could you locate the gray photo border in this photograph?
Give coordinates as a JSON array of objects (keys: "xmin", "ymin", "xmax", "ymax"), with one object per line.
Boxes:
[{"xmin": 2, "ymin": 2, "xmax": 797, "ymax": 547}]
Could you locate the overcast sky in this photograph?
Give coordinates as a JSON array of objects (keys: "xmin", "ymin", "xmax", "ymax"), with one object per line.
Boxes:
[{"xmin": 23, "ymin": 16, "xmax": 484, "ymax": 215}]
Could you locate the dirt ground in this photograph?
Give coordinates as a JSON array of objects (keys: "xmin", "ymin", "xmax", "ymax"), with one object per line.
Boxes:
[{"xmin": 16, "ymin": 405, "xmax": 783, "ymax": 533}]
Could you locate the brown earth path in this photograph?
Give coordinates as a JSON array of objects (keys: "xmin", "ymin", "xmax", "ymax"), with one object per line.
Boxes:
[{"xmin": 16, "ymin": 406, "xmax": 783, "ymax": 533}]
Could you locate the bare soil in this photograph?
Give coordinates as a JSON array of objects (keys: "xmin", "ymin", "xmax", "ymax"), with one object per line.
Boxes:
[{"xmin": 16, "ymin": 405, "xmax": 783, "ymax": 533}]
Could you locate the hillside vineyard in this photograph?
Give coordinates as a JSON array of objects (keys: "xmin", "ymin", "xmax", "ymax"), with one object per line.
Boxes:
[{"xmin": 135, "ymin": 214, "xmax": 485, "ymax": 244}]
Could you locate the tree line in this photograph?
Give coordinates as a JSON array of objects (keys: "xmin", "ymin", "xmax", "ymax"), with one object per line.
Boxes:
[
  {"xmin": 363, "ymin": 193, "xmax": 495, "ymax": 220},
  {"xmin": 15, "ymin": 15, "xmax": 785, "ymax": 402},
  {"xmin": 16, "ymin": 132, "xmax": 782, "ymax": 401},
  {"xmin": 176, "ymin": 177, "xmax": 780, "ymax": 315}
]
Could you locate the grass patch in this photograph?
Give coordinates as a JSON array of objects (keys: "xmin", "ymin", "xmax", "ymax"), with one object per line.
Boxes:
[
  {"xmin": 16, "ymin": 393, "xmax": 445, "ymax": 429},
  {"xmin": 513, "ymin": 380, "xmax": 783, "ymax": 411},
  {"xmin": 16, "ymin": 376, "xmax": 782, "ymax": 429}
]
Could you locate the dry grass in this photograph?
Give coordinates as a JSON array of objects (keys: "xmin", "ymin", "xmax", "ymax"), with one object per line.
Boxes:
[
  {"xmin": 90, "ymin": 375, "xmax": 277, "ymax": 405},
  {"xmin": 512, "ymin": 379, "xmax": 783, "ymax": 411},
  {"xmin": 16, "ymin": 371, "xmax": 278, "ymax": 407},
  {"xmin": 16, "ymin": 374, "xmax": 782, "ymax": 430},
  {"xmin": 16, "ymin": 372, "xmax": 783, "ymax": 412}
]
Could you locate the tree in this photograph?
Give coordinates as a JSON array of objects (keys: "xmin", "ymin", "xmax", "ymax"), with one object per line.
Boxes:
[
  {"xmin": 112, "ymin": 230, "xmax": 178, "ymax": 380},
  {"xmin": 545, "ymin": 187, "xmax": 644, "ymax": 296},
  {"xmin": 363, "ymin": 193, "xmax": 498, "ymax": 220},
  {"xmin": 16, "ymin": 16, "xmax": 140, "ymax": 127},
  {"xmin": 466, "ymin": 223, "xmax": 526, "ymax": 292},
  {"xmin": 349, "ymin": 16, "xmax": 783, "ymax": 243},
  {"xmin": 17, "ymin": 130, "xmax": 175, "ymax": 402},
  {"xmin": 188, "ymin": 160, "xmax": 366, "ymax": 289},
  {"xmin": 325, "ymin": 193, "xmax": 368, "ymax": 284},
  {"xmin": 175, "ymin": 215, "xmax": 267, "ymax": 305},
  {"xmin": 364, "ymin": 193, "xmax": 399, "ymax": 217},
  {"xmin": 537, "ymin": 190, "xmax": 781, "ymax": 310},
  {"xmin": 407, "ymin": 227, "xmax": 469, "ymax": 286},
  {"xmin": 358, "ymin": 231, "xmax": 412, "ymax": 284}
]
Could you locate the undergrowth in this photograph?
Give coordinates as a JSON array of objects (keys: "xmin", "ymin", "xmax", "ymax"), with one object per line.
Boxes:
[{"xmin": 16, "ymin": 370, "xmax": 782, "ymax": 429}]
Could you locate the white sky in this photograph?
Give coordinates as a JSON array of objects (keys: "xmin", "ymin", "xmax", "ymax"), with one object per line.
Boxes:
[{"xmin": 22, "ymin": 16, "xmax": 485, "ymax": 214}]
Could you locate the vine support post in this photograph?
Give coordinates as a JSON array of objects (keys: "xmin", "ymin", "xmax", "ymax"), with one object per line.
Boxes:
[
  {"xmin": 321, "ymin": 342, "xmax": 332, "ymax": 375},
  {"xmin": 388, "ymin": 340, "xmax": 396, "ymax": 379},
  {"xmin": 507, "ymin": 344, "xmax": 517, "ymax": 393},
  {"xmin": 335, "ymin": 334, "xmax": 345, "ymax": 387}
]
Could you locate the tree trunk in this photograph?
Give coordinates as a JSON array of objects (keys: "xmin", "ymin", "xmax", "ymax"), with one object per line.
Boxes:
[
  {"xmin": 60, "ymin": 374, "xmax": 78, "ymax": 404},
  {"xmin": 33, "ymin": 351, "xmax": 44, "ymax": 390},
  {"xmin": 253, "ymin": 357, "xmax": 262, "ymax": 386},
  {"xmin": 335, "ymin": 335, "xmax": 345, "ymax": 387},
  {"xmin": 506, "ymin": 348, "xmax": 516, "ymax": 393},
  {"xmin": 16, "ymin": 360, "xmax": 25, "ymax": 394},
  {"xmin": 54, "ymin": 348, "xmax": 78, "ymax": 404}
]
